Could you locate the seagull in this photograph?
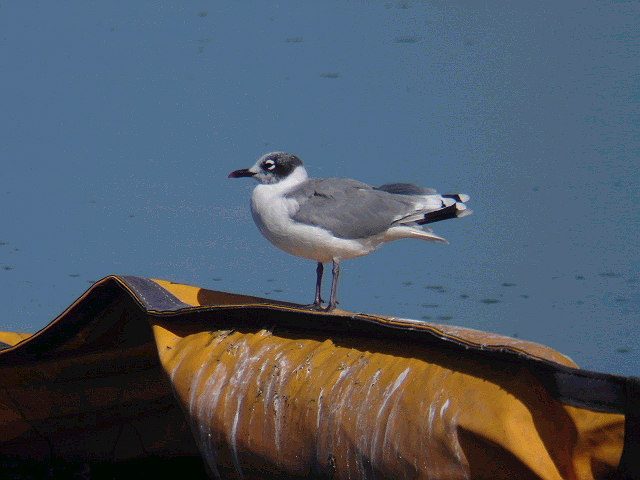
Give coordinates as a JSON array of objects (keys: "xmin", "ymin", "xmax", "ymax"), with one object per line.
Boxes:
[{"xmin": 229, "ymin": 152, "xmax": 471, "ymax": 311}]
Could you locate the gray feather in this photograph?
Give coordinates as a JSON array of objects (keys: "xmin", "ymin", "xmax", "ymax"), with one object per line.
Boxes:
[{"xmin": 287, "ymin": 178, "xmax": 427, "ymax": 239}]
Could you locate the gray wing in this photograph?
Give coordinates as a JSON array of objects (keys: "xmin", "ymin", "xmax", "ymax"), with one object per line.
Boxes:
[{"xmin": 287, "ymin": 178, "xmax": 418, "ymax": 239}]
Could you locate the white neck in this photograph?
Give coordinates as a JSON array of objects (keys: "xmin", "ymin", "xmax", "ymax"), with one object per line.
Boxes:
[{"xmin": 264, "ymin": 165, "xmax": 308, "ymax": 194}]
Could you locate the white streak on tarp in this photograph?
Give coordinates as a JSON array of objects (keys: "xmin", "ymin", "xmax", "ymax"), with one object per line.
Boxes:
[
  {"xmin": 371, "ymin": 366, "xmax": 410, "ymax": 475},
  {"xmin": 355, "ymin": 368, "xmax": 381, "ymax": 479},
  {"xmin": 193, "ymin": 360, "xmax": 228, "ymax": 479}
]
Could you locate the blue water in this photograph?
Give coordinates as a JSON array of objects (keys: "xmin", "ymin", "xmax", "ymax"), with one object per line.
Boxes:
[{"xmin": 1, "ymin": 1, "xmax": 638, "ymax": 376}]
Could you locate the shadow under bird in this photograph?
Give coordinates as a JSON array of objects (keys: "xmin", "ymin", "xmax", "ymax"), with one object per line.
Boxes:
[{"xmin": 229, "ymin": 152, "xmax": 471, "ymax": 311}]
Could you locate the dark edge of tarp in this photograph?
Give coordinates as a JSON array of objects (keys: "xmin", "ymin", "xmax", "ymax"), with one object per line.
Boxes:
[
  {"xmin": 2, "ymin": 275, "xmax": 638, "ymax": 477},
  {"xmin": 616, "ymin": 376, "xmax": 640, "ymax": 480},
  {"xmin": 0, "ymin": 276, "xmax": 133, "ymax": 362},
  {"xmin": 120, "ymin": 275, "xmax": 192, "ymax": 311}
]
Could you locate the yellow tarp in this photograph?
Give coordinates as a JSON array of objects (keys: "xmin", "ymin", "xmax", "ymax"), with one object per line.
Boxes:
[{"xmin": 1, "ymin": 276, "xmax": 637, "ymax": 479}]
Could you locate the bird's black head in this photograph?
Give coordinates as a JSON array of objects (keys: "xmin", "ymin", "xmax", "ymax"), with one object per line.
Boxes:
[{"xmin": 229, "ymin": 152, "xmax": 305, "ymax": 184}]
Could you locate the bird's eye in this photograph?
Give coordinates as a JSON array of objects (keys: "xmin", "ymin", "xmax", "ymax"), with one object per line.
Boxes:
[{"xmin": 264, "ymin": 159, "xmax": 276, "ymax": 171}]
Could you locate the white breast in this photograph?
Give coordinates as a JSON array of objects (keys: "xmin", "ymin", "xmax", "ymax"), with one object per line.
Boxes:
[{"xmin": 249, "ymin": 177, "xmax": 377, "ymax": 263}]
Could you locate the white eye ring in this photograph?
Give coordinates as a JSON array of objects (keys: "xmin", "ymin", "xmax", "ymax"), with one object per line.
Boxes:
[{"xmin": 264, "ymin": 160, "xmax": 276, "ymax": 170}]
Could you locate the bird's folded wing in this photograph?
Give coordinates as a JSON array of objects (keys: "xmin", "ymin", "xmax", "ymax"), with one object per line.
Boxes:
[{"xmin": 287, "ymin": 178, "xmax": 429, "ymax": 239}]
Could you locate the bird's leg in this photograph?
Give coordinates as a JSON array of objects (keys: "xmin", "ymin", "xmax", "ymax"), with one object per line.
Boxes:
[
  {"xmin": 326, "ymin": 259, "xmax": 340, "ymax": 311},
  {"xmin": 311, "ymin": 262, "xmax": 324, "ymax": 309}
]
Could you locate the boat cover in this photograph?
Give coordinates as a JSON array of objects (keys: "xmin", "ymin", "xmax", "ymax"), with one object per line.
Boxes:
[{"xmin": 1, "ymin": 276, "xmax": 638, "ymax": 479}]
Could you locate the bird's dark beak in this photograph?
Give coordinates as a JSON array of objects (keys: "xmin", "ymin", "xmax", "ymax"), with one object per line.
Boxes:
[{"xmin": 228, "ymin": 168, "xmax": 256, "ymax": 179}]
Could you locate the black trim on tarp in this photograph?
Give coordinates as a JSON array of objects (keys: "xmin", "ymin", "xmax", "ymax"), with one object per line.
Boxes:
[
  {"xmin": 120, "ymin": 275, "xmax": 191, "ymax": 311},
  {"xmin": 616, "ymin": 376, "xmax": 640, "ymax": 479}
]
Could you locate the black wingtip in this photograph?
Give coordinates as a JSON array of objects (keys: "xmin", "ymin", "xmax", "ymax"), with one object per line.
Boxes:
[{"xmin": 418, "ymin": 204, "xmax": 459, "ymax": 225}]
